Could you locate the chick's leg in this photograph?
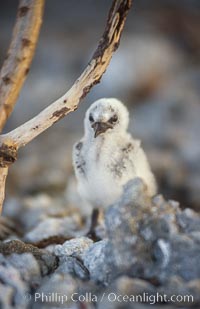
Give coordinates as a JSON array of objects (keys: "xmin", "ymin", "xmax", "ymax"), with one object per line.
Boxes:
[{"xmin": 87, "ymin": 208, "xmax": 101, "ymax": 241}]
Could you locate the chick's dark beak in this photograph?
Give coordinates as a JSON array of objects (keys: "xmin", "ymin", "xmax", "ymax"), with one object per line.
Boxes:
[{"xmin": 92, "ymin": 121, "xmax": 113, "ymax": 138}]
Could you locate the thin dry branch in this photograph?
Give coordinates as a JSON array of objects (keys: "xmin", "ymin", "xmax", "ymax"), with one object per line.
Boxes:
[
  {"xmin": 0, "ymin": 0, "xmax": 45, "ymax": 132},
  {"xmin": 0, "ymin": 0, "xmax": 132, "ymax": 168}
]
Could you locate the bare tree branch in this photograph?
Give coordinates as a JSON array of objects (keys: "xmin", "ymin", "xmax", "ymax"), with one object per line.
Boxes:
[
  {"xmin": 0, "ymin": 0, "xmax": 45, "ymax": 132},
  {"xmin": 0, "ymin": 0, "xmax": 45, "ymax": 217},
  {"xmin": 0, "ymin": 0, "xmax": 132, "ymax": 167}
]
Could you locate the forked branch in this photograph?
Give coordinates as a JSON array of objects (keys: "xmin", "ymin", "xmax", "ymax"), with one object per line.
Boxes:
[{"xmin": 0, "ymin": 0, "xmax": 132, "ymax": 167}]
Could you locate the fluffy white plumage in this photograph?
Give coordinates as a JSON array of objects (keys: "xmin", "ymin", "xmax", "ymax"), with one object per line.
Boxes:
[{"xmin": 73, "ymin": 98, "xmax": 157, "ymax": 208}]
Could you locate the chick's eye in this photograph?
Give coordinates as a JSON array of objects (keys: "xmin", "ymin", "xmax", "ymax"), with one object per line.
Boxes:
[
  {"xmin": 89, "ymin": 114, "xmax": 94, "ymax": 122},
  {"xmin": 109, "ymin": 114, "xmax": 118, "ymax": 123}
]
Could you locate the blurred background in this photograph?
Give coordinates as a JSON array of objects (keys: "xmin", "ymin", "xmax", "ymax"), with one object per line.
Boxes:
[{"xmin": 0, "ymin": 0, "xmax": 200, "ymax": 211}]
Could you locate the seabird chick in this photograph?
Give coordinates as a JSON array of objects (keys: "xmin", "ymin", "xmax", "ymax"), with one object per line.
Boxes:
[{"xmin": 73, "ymin": 98, "xmax": 157, "ymax": 237}]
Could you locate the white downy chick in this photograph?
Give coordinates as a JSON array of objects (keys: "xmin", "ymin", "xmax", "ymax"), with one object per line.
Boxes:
[{"xmin": 73, "ymin": 98, "xmax": 157, "ymax": 208}]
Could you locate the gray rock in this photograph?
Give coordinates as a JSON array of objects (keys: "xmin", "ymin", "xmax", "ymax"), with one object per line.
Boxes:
[
  {"xmin": 54, "ymin": 237, "xmax": 93, "ymax": 280},
  {"xmin": 165, "ymin": 235, "xmax": 200, "ymax": 282},
  {"xmin": 54, "ymin": 237, "xmax": 93, "ymax": 259},
  {"xmin": 6, "ymin": 253, "xmax": 41, "ymax": 286},
  {"xmin": 176, "ymin": 208, "xmax": 200, "ymax": 233},
  {"xmin": 83, "ymin": 239, "xmax": 117, "ymax": 285},
  {"xmin": 0, "ymin": 254, "xmax": 29, "ymax": 309},
  {"xmin": 105, "ymin": 179, "xmax": 151, "ymax": 274},
  {"xmin": 24, "ymin": 217, "xmax": 79, "ymax": 244},
  {"xmin": 56, "ymin": 257, "xmax": 90, "ymax": 280},
  {"xmin": 105, "ymin": 178, "xmax": 200, "ymax": 286}
]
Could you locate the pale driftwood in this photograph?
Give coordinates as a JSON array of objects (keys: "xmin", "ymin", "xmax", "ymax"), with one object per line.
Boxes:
[
  {"xmin": 0, "ymin": 0, "xmax": 45, "ymax": 132},
  {"xmin": 0, "ymin": 0, "xmax": 132, "ymax": 215}
]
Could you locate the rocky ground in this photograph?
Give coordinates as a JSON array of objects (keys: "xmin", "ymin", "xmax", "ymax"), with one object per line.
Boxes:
[{"xmin": 1, "ymin": 179, "xmax": 200, "ymax": 308}]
